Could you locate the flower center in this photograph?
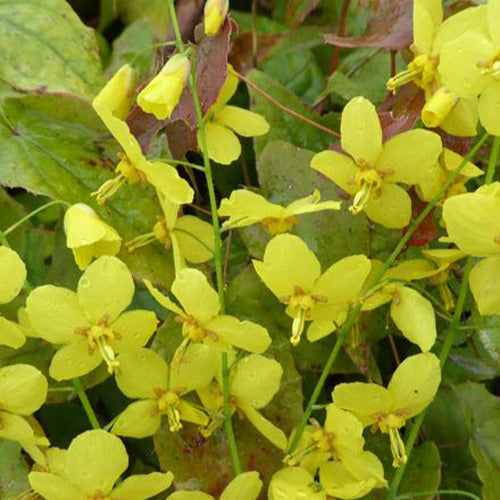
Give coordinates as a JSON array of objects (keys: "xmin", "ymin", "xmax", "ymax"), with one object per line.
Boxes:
[
  {"xmin": 373, "ymin": 412, "xmax": 408, "ymax": 467},
  {"xmin": 178, "ymin": 316, "xmax": 208, "ymax": 342},
  {"xmin": 126, "ymin": 217, "xmax": 172, "ymax": 252},
  {"xmin": 350, "ymin": 169, "xmax": 383, "ymax": 214},
  {"xmin": 155, "ymin": 388, "xmax": 183, "ymax": 432},
  {"xmin": 260, "ymin": 215, "xmax": 299, "ymax": 235},
  {"xmin": 478, "ymin": 53, "xmax": 500, "ymax": 80},
  {"xmin": 387, "ymin": 54, "xmax": 437, "ymax": 92},
  {"xmin": 92, "ymin": 492, "xmax": 111, "ymax": 500}
]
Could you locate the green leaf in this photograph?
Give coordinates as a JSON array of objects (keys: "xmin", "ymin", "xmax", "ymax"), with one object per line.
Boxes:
[
  {"xmin": 473, "ymin": 315, "xmax": 500, "ymax": 374},
  {"xmin": 0, "ymin": 0, "xmax": 104, "ymax": 100},
  {"xmin": 0, "ymin": 440, "xmax": 30, "ymax": 499},
  {"xmin": 117, "ymin": 0, "xmax": 169, "ymax": 38},
  {"xmin": 470, "ymin": 440, "xmax": 500, "ymax": 500},
  {"xmin": 0, "ymin": 93, "xmax": 174, "ymax": 285}
]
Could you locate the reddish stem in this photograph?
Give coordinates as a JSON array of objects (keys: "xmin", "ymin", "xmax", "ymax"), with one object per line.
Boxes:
[{"xmin": 328, "ymin": 0, "xmax": 352, "ymax": 75}]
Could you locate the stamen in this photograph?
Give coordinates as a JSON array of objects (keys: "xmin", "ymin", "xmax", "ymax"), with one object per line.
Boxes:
[
  {"xmin": 388, "ymin": 427, "xmax": 407, "ymax": 467},
  {"xmin": 387, "ymin": 67, "xmax": 424, "ymax": 92},
  {"xmin": 97, "ymin": 337, "xmax": 119, "ymax": 374},
  {"xmin": 350, "ymin": 183, "xmax": 374, "ymax": 214},
  {"xmin": 91, "ymin": 174, "xmax": 126, "ymax": 205},
  {"xmin": 126, "ymin": 232, "xmax": 157, "ymax": 251},
  {"xmin": 291, "ymin": 310, "xmax": 306, "ymax": 346}
]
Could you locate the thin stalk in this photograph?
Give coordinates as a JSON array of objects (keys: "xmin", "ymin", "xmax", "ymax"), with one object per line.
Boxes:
[
  {"xmin": 166, "ymin": 0, "xmax": 242, "ymax": 475},
  {"xmin": 485, "ymin": 136, "xmax": 500, "ymax": 184},
  {"xmin": 72, "ymin": 378, "xmax": 100, "ymax": 430},
  {"xmin": 3, "ymin": 200, "xmax": 67, "ymax": 236}
]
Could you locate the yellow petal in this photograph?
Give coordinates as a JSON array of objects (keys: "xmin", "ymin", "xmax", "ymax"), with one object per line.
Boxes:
[
  {"xmin": 243, "ymin": 406, "xmax": 287, "ymax": 450},
  {"xmin": 178, "ymin": 400, "xmax": 209, "ymax": 426},
  {"xmin": 0, "ymin": 411, "xmax": 35, "ymax": 443},
  {"xmin": 172, "ymin": 268, "xmax": 220, "ymax": 323},
  {"xmin": 439, "ymin": 31, "xmax": 493, "ymax": 99},
  {"xmin": 111, "ymin": 472, "xmax": 174, "ymax": 500},
  {"xmin": 215, "ymin": 105, "xmax": 270, "ymax": 137},
  {"xmin": 488, "ymin": 0, "xmax": 500, "ymax": 46},
  {"xmin": 319, "ymin": 461, "xmax": 375, "ymax": 499},
  {"xmin": 422, "ymin": 87, "xmax": 457, "ymax": 128},
  {"xmin": 310, "ymin": 150, "xmax": 358, "ymax": 195},
  {"xmin": 170, "ymin": 343, "xmax": 217, "ymax": 391},
  {"xmin": 110, "ymin": 310, "xmax": 158, "ymax": 352},
  {"xmin": 253, "ymin": 234, "xmax": 321, "ymax": 298},
  {"xmin": 0, "ymin": 364, "xmax": 47, "ymax": 415},
  {"xmin": 112, "ymin": 400, "xmax": 161, "ymax": 438},
  {"xmin": 324, "ymin": 404, "xmax": 364, "ymax": 455},
  {"xmin": 49, "ymin": 339, "xmax": 102, "ymax": 381},
  {"xmin": 231, "ymin": 354, "xmax": 282, "ymax": 408},
  {"xmin": 65, "ymin": 430, "xmax": 128, "ymax": 496},
  {"xmin": 341, "ymin": 97, "xmax": 382, "ymax": 167},
  {"xmin": 29, "ymin": 472, "xmax": 86, "ymax": 500},
  {"xmin": 439, "ymin": 98, "xmax": 479, "ymax": 138},
  {"xmin": 204, "ymin": 315, "xmax": 271, "ymax": 353},
  {"xmin": 0, "ymin": 316, "xmax": 26, "ymax": 348},
  {"xmin": 342, "ymin": 449, "xmax": 387, "ymax": 488},
  {"xmin": 137, "ymin": 54, "xmax": 189, "ymax": 120},
  {"xmin": 413, "ymin": 0, "xmax": 442, "ymax": 55},
  {"xmin": 202, "ymin": 122, "xmax": 241, "ymax": 165},
  {"xmin": 168, "ymin": 492, "xmax": 213, "ymax": 500},
  {"xmin": 204, "ymin": 0, "xmax": 228, "ymax": 37},
  {"xmin": 77, "ymin": 256, "xmax": 134, "ymax": 324},
  {"xmin": 211, "ymin": 68, "xmax": 239, "ymax": 112},
  {"xmin": 0, "ymin": 246, "xmax": 26, "ymax": 304},
  {"xmin": 313, "ymin": 255, "xmax": 371, "ymax": 311},
  {"xmin": 364, "ymin": 182, "xmax": 411, "ymax": 229},
  {"xmin": 442, "ymin": 189, "xmax": 500, "ymax": 257},
  {"xmin": 332, "ymin": 382, "xmax": 392, "ymax": 420},
  {"xmin": 26, "ymin": 286, "xmax": 89, "ymax": 343},
  {"xmin": 144, "ymin": 280, "xmax": 185, "ymax": 316},
  {"xmin": 306, "ymin": 320, "xmax": 337, "ymax": 342},
  {"xmin": 388, "ymin": 352, "xmax": 441, "ymax": 418},
  {"xmin": 115, "ymin": 348, "xmax": 168, "ymax": 399},
  {"xmin": 174, "ymin": 215, "xmax": 214, "ymax": 264},
  {"xmin": 469, "ymin": 255, "xmax": 500, "ymax": 315},
  {"xmin": 390, "ymin": 286, "xmax": 436, "ymax": 352},
  {"xmin": 385, "ymin": 259, "xmax": 437, "ymax": 281},
  {"xmin": 441, "ymin": 148, "xmax": 483, "ymax": 178},
  {"xmin": 269, "ymin": 467, "xmax": 326, "ymax": 500},
  {"xmin": 479, "ymin": 81, "xmax": 500, "ymax": 137},
  {"xmin": 377, "ymin": 129, "xmax": 442, "ymax": 185},
  {"xmin": 140, "ymin": 161, "xmax": 194, "ymax": 205},
  {"xmin": 287, "ymin": 190, "xmax": 341, "ymax": 215},
  {"xmin": 220, "ymin": 471, "xmax": 262, "ymax": 500}
]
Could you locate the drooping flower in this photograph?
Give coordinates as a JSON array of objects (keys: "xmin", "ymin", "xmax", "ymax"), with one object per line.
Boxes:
[
  {"xmin": 199, "ymin": 66, "xmax": 269, "ymax": 165},
  {"xmin": 92, "ymin": 64, "xmax": 193, "ymax": 204},
  {"xmin": 268, "ymin": 467, "xmax": 326, "ymax": 500},
  {"xmin": 311, "ymin": 97, "xmax": 442, "ymax": 228},
  {"xmin": 168, "ymin": 471, "xmax": 262, "ymax": 500},
  {"xmin": 137, "ymin": 54, "xmax": 190, "ymax": 120},
  {"xmin": 146, "ymin": 268, "xmax": 271, "ymax": 353},
  {"xmin": 111, "ymin": 345, "xmax": 215, "ymax": 437},
  {"xmin": 198, "ymin": 354, "xmax": 287, "ymax": 450},
  {"xmin": 333, "ymin": 352, "xmax": 441, "ymax": 467},
  {"xmin": 26, "ymin": 256, "xmax": 157, "ymax": 380},
  {"xmin": 218, "ymin": 189, "xmax": 340, "ymax": 234},
  {"xmin": 29, "ymin": 430, "xmax": 173, "ymax": 500},
  {"xmin": 0, "ymin": 364, "xmax": 49, "ymax": 466},
  {"xmin": 64, "ymin": 203, "xmax": 122, "ymax": 270},
  {"xmin": 438, "ymin": 0, "xmax": 500, "ymax": 135},
  {"xmin": 0, "ymin": 246, "xmax": 27, "ymax": 348},
  {"xmin": 204, "ymin": 0, "xmax": 229, "ymax": 37},
  {"xmin": 127, "ymin": 191, "xmax": 214, "ymax": 273},
  {"xmin": 253, "ymin": 234, "xmax": 371, "ymax": 345},
  {"xmin": 443, "ymin": 182, "xmax": 500, "ymax": 315}
]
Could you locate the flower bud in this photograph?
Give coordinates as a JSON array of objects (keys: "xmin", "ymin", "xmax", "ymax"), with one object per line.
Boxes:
[
  {"xmin": 422, "ymin": 87, "xmax": 457, "ymax": 128},
  {"xmin": 137, "ymin": 54, "xmax": 190, "ymax": 120},
  {"xmin": 64, "ymin": 203, "xmax": 122, "ymax": 270},
  {"xmin": 204, "ymin": 0, "xmax": 229, "ymax": 37}
]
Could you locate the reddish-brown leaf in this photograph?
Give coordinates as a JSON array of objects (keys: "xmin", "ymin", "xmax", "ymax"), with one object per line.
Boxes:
[{"xmin": 404, "ymin": 190, "xmax": 438, "ymax": 247}]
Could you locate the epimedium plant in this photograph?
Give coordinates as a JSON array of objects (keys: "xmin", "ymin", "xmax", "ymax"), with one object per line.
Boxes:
[{"xmin": 0, "ymin": 0, "xmax": 500, "ymax": 499}]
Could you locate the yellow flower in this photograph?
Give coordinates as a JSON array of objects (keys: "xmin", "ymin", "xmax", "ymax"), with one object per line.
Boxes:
[
  {"xmin": 26, "ymin": 256, "xmax": 158, "ymax": 380},
  {"xmin": 137, "ymin": 54, "xmax": 190, "ymax": 120},
  {"xmin": 253, "ymin": 234, "xmax": 371, "ymax": 345},
  {"xmin": 92, "ymin": 64, "xmax": 194, "ymax": 204},
  {"xmin": 285, "ymin": 404, "xmax": 365, "ymax": 474},
  {"xmin": 0, "ymin": 364, "xmax": 49, "ymax": 466},
  {"xmin": 145, "ymin": 268, "xmax": 271, "ymax": 352},
  {"xmin": 416, "ymin": 147, "xmax": 483, "ymax": 203},
  {"xmin": 199, "ymin": 66, "xmax": 269, "ymax": 165},
  {"xmin": 64, "ymin": 203, "xmax": 122, "ymax": 270},
  {"xmin": 29, "ymin": 429, "xmax": 173, "ymax": 500},
  {"xmin": 111, "ymin": 345, "xmax": 215, "ymax": 437},
  {"xmin": 198, "ymin": 354, "xmax": 287, "ymax": 450},
  {"xmin": 168, "ymin": 471, "xmax": 262, "ymax": 500},
  {"xmin": 311, "ymin": 97, "xmax": 442, "ymax": 228},
  {"xmin": 127, "ymin": 191, "xmax": 214, "ymax": 273},
  {"xmin": 268, "ymin": 467, "xmax": 326, "ymax": 500},
  {"xmin": 204, "ymin": 0, "xmax": 229, "ymax": 37},
  {"xmin": 218, "ymin": 189, "xmax": 340, "ymax": 234},
  {"xmin": 0, "ymin": 246, "xmax": 27, "ymax": 348},
  {"xmin": 443, "ymin": 183, "xmax": 500, "ymax": 315},
  {"xmin": 387, "ymin": 1, "xmax": 482, "ymax": 134},
  {"xmin": 318, "ymin": 450, "xmax": 387, "ymax": 499},
  {"xmin": 333, "ymin": 352, "xmax": 441, "ymax": 467},
  {"xmin": 438, "ymin": 0, "xmax": 500, "ymax": 135}
]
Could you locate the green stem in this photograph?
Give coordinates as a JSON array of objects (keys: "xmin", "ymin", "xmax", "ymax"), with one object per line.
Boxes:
[
  {"xmin": 72, "ymin": 378, "xmax": 100, "ymax": 430},
  {"xmin": 288, "ymin": 133, "xmax": 490, "ymax": 457},
  {"xmin": 167, "ymin": 0, "xmax": 242, "ymax": 476},
  {"xmin": 3, "ymin": 200, "xmax": 67, "ymax": 236},
  {"xmin": 396, "ymin": 490, "xmax": 481, "ymax": 500},
  {"xmin": 485, "ymin": 136, "xmax": 500, "ymax": 184},
  {"xmin": 151, "ymin": 157, "xmax": 205, "ymax": 172}
]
